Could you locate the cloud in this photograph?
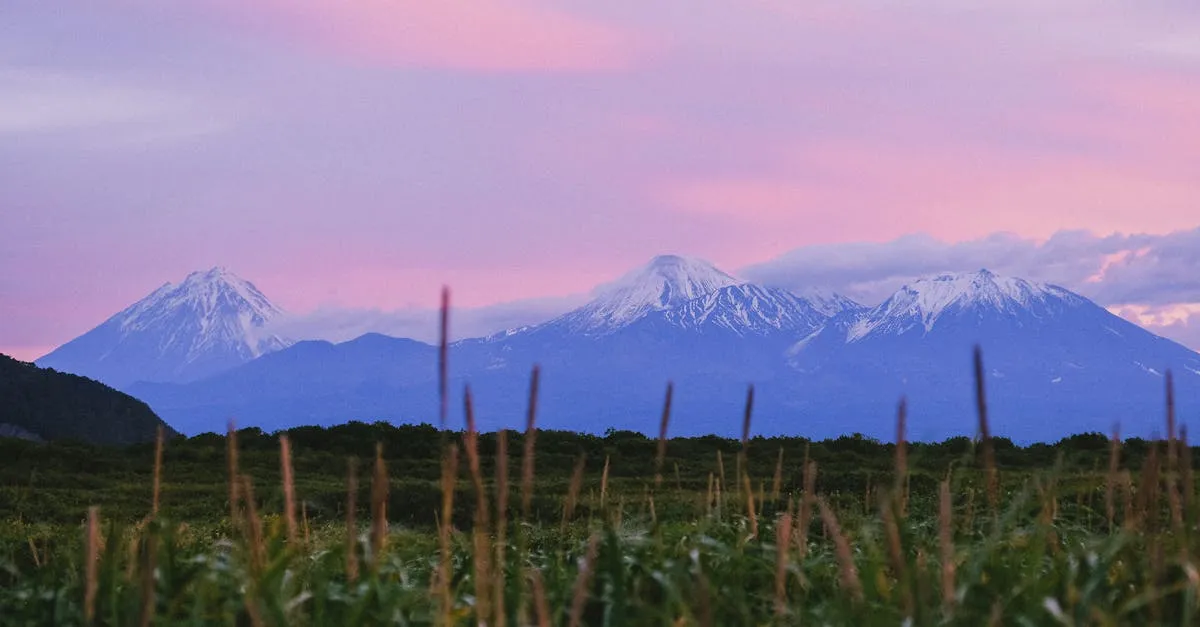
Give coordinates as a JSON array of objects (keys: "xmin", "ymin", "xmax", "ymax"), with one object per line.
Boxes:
[
  {"xmin": 267, "ymin": 294, "xmax": 587, "ymax": 344},
  {"xmin": 1111, "ymin": 304, "xmax": 1200, "ymax": 352},
  {"xmin": 0, "ymin": 69, "xmax": 226, "ymax": 143},
  {"xmin": 1086, "ymin": 229, "xmax": 1200, "ymax": 306},
  {"xmin": 741, "ymin": 227, "xmax": 1200, "ymax": 349}
]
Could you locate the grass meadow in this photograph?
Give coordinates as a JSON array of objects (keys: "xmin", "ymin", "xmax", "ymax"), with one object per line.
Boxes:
[{"xmin": 3, "ymin": 352, "xmax": 1200, "ymax": 626}]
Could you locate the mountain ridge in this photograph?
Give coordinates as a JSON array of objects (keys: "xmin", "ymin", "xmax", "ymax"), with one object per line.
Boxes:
[{"xmin": 43, "ymin": 260, "xmax": 1200, "ymax": 443}]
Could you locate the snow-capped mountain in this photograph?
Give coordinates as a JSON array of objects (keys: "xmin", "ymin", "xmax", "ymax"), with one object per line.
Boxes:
[
  {"xmin": 136, "ymin": 255, "xmax": 863, "ymax": 435},
  {"xmin": 659, "ymin": 283, "xmax": 862, "ymax": 337},
  {"xmin": 546, "ymin": 255, "xmax": 741, "ymax": 335},
  {"xmin": 530, "ymin": 254, "xmax": 859, "ymax": 339},
  {"xmin": 845, "ymin": 269, "xmax": 1084, "ymax": 342},
  {"xmin": 38, "ymin": 267, "xmax": 292, "ymax": 388},
  {"xmin": 126, "ymin": 263, "xmax": 1200, "ymax": 443},
  {"xmin": 787, "ymin": 269, "xmax": 1200, "ymax": 441}
]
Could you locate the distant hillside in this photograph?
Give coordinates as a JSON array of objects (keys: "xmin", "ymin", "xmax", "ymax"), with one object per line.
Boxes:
[{"xmin": 0, "ymin": 354, "xmax": 174, "ymax": 445}]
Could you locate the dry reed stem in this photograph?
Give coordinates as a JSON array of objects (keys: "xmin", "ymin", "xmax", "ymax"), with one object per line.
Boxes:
[
  {"xmin": 437, "ymin": 443, "xmax": 459, "ymax": 624},
  {"xmin": 714, "ymin": 472, "xmax": 722, "ymax": 521},
  {"xmin": 137, "ymin": 533, "xmax": 157, "ymax": 627},
  {"xmin": 1166, "ymin": 372, "xmax": 1184, "ymax": 531},
  {"xmin": 987, "ymin": 602, "xmax": 1003, "ymax": 627},
  {"xmin": 1137, "ymin": 441, "xmax": 1161, "ymax": 532},
  {"xmin": 1167, "ymin": 370, "xmax": 1177, "ymax": 443},
  {"xmin": 894, "ymin": 398, "xmax": 908, "ymax": 516},
  {"xmin": 84, "ymin": 506, "xmax": 99, "ymax": 625},
  {"xmin": 521, "ymin": 366, "xmax": 541, "ymax": 520},
  {"xmin": 705, "ymin": 472, "xmax": 714, "ymax": 516},
  {"xmin": 529, "ymin": 569, "xmax": 552, "ymax": 627},
  {"xmin": 239, "ymin": 475, "xmax": 265, "ymax": 574},
  {"xmin": 463, "ymin": 387, "xmax": 492, "ymax": 622},
  {"xmin": 881, "ymin": 498, "xmax": 912, "ymax": 615},
  {"xmin": 794, "ymin": 461, "xmax": 817, "ymax": 560},
  {"xmin": 743, "ymin": 472, "xmax": 759, "ymax": 539},
  {"xmin": 568, "ymin": 535, "xmax": 601, "ymax": 627},
  {"xmin": 915, "ymin": 549, "xmax": 930, "ymax": 614},
  {"xmin": 28, "ymin": 538, "xmax": 41, "ymax": 569},
  {"xmin": 279, "ymin": 434, "xmax": 297, "ymax": 544},
  {"xmin": 345, "ymin": 457, "xmax": 359, "ymax": 583},
  {"xmin": 716, "ymin": 451, "xmax": 727, "ymax": 507},
  {"xmin": 939, "ymin": 479, "xmax": 956, "ymax": 613},
  {"xmin": 226, "ymin": 421, "xmax": 240, "ymax": 526},
  {"xmin": 1107, "ymin": 425, "xmax": 1121, "ymax": 532},
  {"xmin": 564, "ymin": 454, "xmax": 586, "ymax": 528},
  {"xmin": 1183, "ymin": 425, "xmax": 1194, "ymax": 519},
  {"xmin": 655, "ymin": 382, "xmax": 673, "ymax": 488},
  {"xmin": 774, "ymin": 512, "xmax": 794, "ymax": 618},
  {"xmin": 371, "ymin": 443, "xmax": 389, "ymax": 556},
  {"xmin": 152, "ymin": 425, "xmax": 164, "ymax": 516},
  {"xmin": 439, "ymin": 286, "xmax": 449, "ymax": 430},
  {"xmin": 1121, "ymin": 470, "xmax": 1135, "ymax": 532},
  {"xmin": 600, "ymin": 455, "xmax": 610, "ymax": 509},
  {"xmin": 738, "ymin": 385, "xmax": 754, "ymax": 495},
  {"xmin": 138, "ymin": 518, "xmax": 159, "ymax": 624},
  {"xmin": 695, "ymin": 569, "xmax": 715, "ymax": 627},
  {"xmin": 771, "ymin": 447, "xmax": 784, "ymax": 503},
  {"xmin": 973, "ymin": 346, "xmax": 998, "ymax": 512},
  {"xmin": 495, "ymin": 429, "xmax": 509, "ymax": 627},
  {"xmin": 302, "ymin": 501, "xmax": 310, "ymax": 546},
  {"xmin": 817, "ymin": 497, "xmax": 862, "ymax": 602}
]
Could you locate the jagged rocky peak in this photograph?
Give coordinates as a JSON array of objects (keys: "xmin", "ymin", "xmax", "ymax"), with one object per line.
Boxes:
[
  {"xmin": 847, "ymin": 269, "xmax": 1084, "ymax": 341},
  {"xmin": 663, "ymin": 283, "xmax": 863, "ymax": 337}
]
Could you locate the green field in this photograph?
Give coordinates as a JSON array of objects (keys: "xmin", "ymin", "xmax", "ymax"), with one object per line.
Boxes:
[{"xmin": 4, "ymin": 404, "xmax": 1200, "ymax": 626}]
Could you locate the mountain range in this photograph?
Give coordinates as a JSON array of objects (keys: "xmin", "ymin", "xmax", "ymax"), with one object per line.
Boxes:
[{"xmin": 34, "ymin": 256, "xmax": 1200, "ymax": 443}]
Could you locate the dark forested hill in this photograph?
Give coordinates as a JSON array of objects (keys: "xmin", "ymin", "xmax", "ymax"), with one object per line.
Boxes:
[{"xmin": 0, "ymin": 354, "xmax": 174, "ymax": 444}]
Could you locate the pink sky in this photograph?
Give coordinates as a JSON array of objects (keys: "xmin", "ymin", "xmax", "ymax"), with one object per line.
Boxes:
[{"xmin": 1, "ymin": 0, "xmax": 1199, "ymax": 359}]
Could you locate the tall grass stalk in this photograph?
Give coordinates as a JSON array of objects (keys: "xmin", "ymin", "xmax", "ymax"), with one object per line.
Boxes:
[
  {"xmin": 463, "ymin": 386, "xmax": 492, "ymax": 622},
  {"xmin": 495, "ymin": 428, "xmax": 509, "ymax": 627},
  {"xmin": 152, "ymin": 425, "xmax": 164, "ymax": 516},
  {"xmin": 817, "ymin": 496, "xmax": 862, "ymax": 602},
  {"xmin": 344, "ymin": 457, "xmax": 359, "ymax": 583},
  {"xmin": 973, "ymin": 346, "xmax": 998, "ymax": 512},
  {"xmin": 370, "ymin": 443, "xmax": 388, "ymax": 557},
  {"xmin": 655, "ymin": 383, "xmax": 672, "ymax": 489},
  {"xmin": 84, "ymin": 505, "xmax": 99, "ymax": 625},
  {"xmin": 280, "ymin": 434, "xmax": 297, "ymax": 544}
]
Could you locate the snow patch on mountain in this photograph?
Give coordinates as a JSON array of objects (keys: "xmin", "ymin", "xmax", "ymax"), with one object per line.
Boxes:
[
  {"xmin": 846, "ymin": 269, "xmax": 1084, "ymax": 342},
  {"xmin": 116, "ymin": 267, "xmax": 290, "ymax": 362},
  {"xmin": 552, "ymin": 255, "xmax": 741, "ymax": 334},
  {"xmin": 662, "ymin": 284, "xmax": 860, "ymax": 337}
]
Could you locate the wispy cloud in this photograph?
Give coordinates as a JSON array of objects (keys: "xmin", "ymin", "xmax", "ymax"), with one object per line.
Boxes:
[
  {"xmin": 0, "ymin": 69, "xmax": 227, "ymax": 144},
  {"xmin": 266, "ymin": 294, "xmax": 587, "ymax": 345}
]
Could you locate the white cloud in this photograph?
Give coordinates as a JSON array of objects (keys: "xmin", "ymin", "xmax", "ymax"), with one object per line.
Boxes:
[
  {"xmin": 742, "ymin": 227, "xmax": 1200, "ymax": 350},
  {"xmin": 267, "ymin": 293, "xmax": 587, "ymax": 344},
  {"xmin": 0, "ymin": 68, "xmax": 227, "ymax": 144}
]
